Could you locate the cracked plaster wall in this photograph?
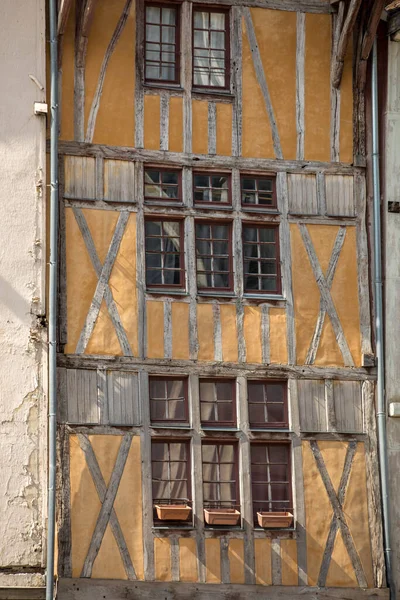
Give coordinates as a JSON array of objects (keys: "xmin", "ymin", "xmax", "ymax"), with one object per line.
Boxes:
[{"xmin": 0, "ymin": 0, "xmax": 47, "ymax": 582}]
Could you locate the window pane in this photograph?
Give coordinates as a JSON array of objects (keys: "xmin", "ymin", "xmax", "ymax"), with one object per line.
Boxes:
[
  {"xmin": 193, "ymin": 10, "xmax": 227, "ymax": 88},
  {"xmin": 146, "ymin": 6, "xmax": 160, "ymax": 23},
  {"xmin": 194, "ymin": 11, "xmax": 209, "ymax": 28},
  {"xmin": 145, "ymin": 220, "xmax": 183, "ymax": 287},
  {"xmin": 162, "ymin": 7, "xmax": 176, "ymax": 25},
  {"xmin": 146, "ymin": 24, "xmax": 160, "ymax": 42},
  {"xmin": 211, "ymin": 31, "xmax": 225, "ymax": 49},
  {"xmin": 248, "ymin": 382, "xmax": 287, "ymax": 428}
]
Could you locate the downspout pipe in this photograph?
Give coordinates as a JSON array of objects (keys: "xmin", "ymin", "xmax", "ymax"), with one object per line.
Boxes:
[
  {"xmin": 46, "ymin": 0, "xmax": 59, "ymax": 598},
  {"xmin": 371, "ymin": 39, "xmax": 393, "ymax": 596}
]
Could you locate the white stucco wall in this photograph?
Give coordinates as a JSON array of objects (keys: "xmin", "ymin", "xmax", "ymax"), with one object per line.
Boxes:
[
  {"xmin": 0, "ymin": 0, "xmax": 47, "ymax": 583},
  {"xmin": 385, "ymin": 39, "xmax": 400, "ymax": 599}
]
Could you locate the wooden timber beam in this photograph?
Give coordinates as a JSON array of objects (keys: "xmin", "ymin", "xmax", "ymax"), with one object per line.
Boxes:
[
  {"xmin": 332, "ymin": 0, "xmax": 363, "ymax": 88},
  {"xmin": 356, "ymin": 0, "xmax": 387, "ymax": 89},
  {"xmin": 57, "ymin": 0, "xmax": 73, "ymax": 35},
  {"xmin": 80, "ymin": 0, "xmax": 97, "ymax": 37},
  {"xmin": 74, "ymin": 0, "xmax": 97, "ymax": 141}
]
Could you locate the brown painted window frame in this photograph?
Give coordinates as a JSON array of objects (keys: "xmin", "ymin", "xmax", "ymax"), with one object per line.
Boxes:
[
  {"xmin": 247, "ymin": 380, "xmax": 288, "ymax": 429},
  {"xmin": 250, "ymin": 441, "xmax": 293, "ymax": 526},
  {"xmin": 192, "ymin": 6, "xmax": 231, "ymax": 91},
  {"xmin": 149, "ymin": 375, "xmax": 189, "ymax": 424},
  {"xmin": 242, "ymin": 222, "xmax": 282, "ymax": 295},
  {"xmin": 144, "ymin": 2, "xmax": 181, "ymax": 85},
  {"xmin": 145, "ymin": 216, "xmax": 186, "ymax": 290},
  {"xmin": 240, "ymin": 173, "xmax": 277, "ymax": 211},
  {"xmin": 193, "ymin": 171, "xmax": 232, "ymax": 207},
  {"xmin": 151, "ymin": 438, "xmax": 192, "ymax": 525},
  {"xmin": 144, "ymin": 166, "xmax": 183, "ymax": 204},
  {"xmin": 199, "ymin": 378, "xmax": 237, "ymax": 428},
  {"xmin": 202, "ymin": 440, "xmax": 240, "ymax": 513},
  {"xmin": 195, "ymin": 219, "xmax": 234, "ymax": 293}
]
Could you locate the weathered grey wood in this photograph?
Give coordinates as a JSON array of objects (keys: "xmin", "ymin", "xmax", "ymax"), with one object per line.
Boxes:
[
  {"xmin": 325, "ymin": 174, "xmax": 355, "ymax": 216},
  {"xmin": 317, "ymin": 440, "xmax": 357, "ymax": 586},
  {"xmin": 107, "ymin": 371, "xmax": 140, "ymax": 425},
  {"xmin": 305, "ymin": 226, "xmax": 346, "ymax": 365},
  {"xmin": 75, "ymin": 210, "xmax": 130, "ymax": 354},
  {"xmin": 316, "ymin": 172, "xmax": 327, "ymax": 216},
  {"xmin": 135, "ymin": 0, "xmax": 145, "ymax": 148},
  {"xmin": 231, "ymin": 6, "xmax": 243, "ymax": 157},
  {"xmin": 0, "ymin": 589, "xmax": 46, "ymax": 599},
  {"xmin": 271, "ymin": 539, "xmax": 282, "ymax": 585},
  {"xmin": 355, "ymin": 172, "xmax": 373, "ymax": 356},
  {"xmin": 77, "ymin": 433, "xmax": 136, "ymax": 579},
  {"xmin": 97, "ymin": 368, "xmax": 109, "ymax": 424},
  {"xmin": 66, "ymin": 369, "xmax": 78, "ymax": 423},
  {"xmin": 58, "ymin": 0, "xmax": 73, "ymax": 35},
  {"xmin": 213, "ymin": 302, "xmax": 222, "ymax": 361},
  {"xmin": 182, "ymin": 1, "xmax": 192, "ymax": 154},
  {"xmin": 324, "ymin": 379, "xmax": 337, "ymax": 432},
  {"xmin": 59, "ymin": 353, "xmax": 376, "ymax": 381},
  {"xmin": 58, "ymin": 160, "xmax": 68, "ymax": 347},
  {"xmin": 56, "ymin": 140, "xmax": 360, "ymax": 174},
  {"xmin": 57, "ymin": 367, "xmax": 68, "ymax": 423},
  {"xmin": 57, "ymin": 424, "xmax": 72, "ymax": 577},
  {"xmin": 310, "ymin": 440, "xmax": 368, "ymax": 588},
  {"xmin": 103, "ymin": 159, "xmax": 135, "ymax": 202},
  {"xmin": 64, "ymin": 156, "xmax": 96, "ymax": 199},
  {"xmin": 185, "ymin": 215, "xmax": 198, "ymax": 360},
  {"xmin": 72, "ymin": 207, "xmax": 133, "ymax": 356},
  {"xmin": 85, "ymin": 0, "xmax": 133, "ymax": 143},
  {"xmin": 208, "ymin": 102, "xmax": 217, "ymax": 156},
  {"xmin": 332, "ymin": 0, "xmax": 363, "ymax": 88},
  {"xmin": 160, "ymin": 92, "xmax": 169, "ymax": 152},
  {"xmin": 288, "ymin": 379, "xmax": 307, "ymax": 585},
  {"xmin": 135, "ymin": 162, "xmax": 146, "ymax": 359},
  {"xmin": 288, "ymin": 174, "xmax": 318, "ymax": 215},
  {"xmin": 95, "ymin": 155, "xmax": 104, "ymax": 200},
  {"xmin": 74, "ymin": 0, "xmax": 95, "ymax": 142},
  {"xmin": 164, "ymin": 299, "xmax": 172, "ymax": 360},
  {"xmin": 296, "ymin": 12, "xmax": 305, "ymax": 161},
  {"xmin": 220, "ymin": 537, "xmax": 230, "ymax": 584},
  {"xmin": 299, "ymin": 223, "xmax": 355, "ymax": 367},
  {"xmin": 363, "ymin": 381, "xmax": 386, "ymax": 588},
  {"xmin": 330, "ymin": 2, "xmax": 344, "ymax": 162},
  {"xmin": 298, "ymin": 379, "xmax": 326, "ymax": 432},
  {"xmin": 277, "ymin": 173, "xmax": 296, "ymax": 365},
  {"xmin": 243, "ymin": 8, "xmax": 283, "ymax": 160},
  {"xmin": 170, "ymin": 535, "xmax": 180, "ymax": 582},
  {"xmin": 261, "ymin": 304, "xmax": 270, "ymax": 365},
  {"xmin": 73, "ymin": 367, "xmax": 98, "ymax": 424},
  {"xmin": 57, "ymin": 578, "xmax": 390, "ymax": 599},
  {"xmin": 333, "ymin": 380, "xmax": 363, "ymax": 433},
  {"xmin": 80, "ymin": 433, "xmax": 133, "ymax": 577},
  {"xmin": 356, "ymin": 0, "xmax": 387, "ymax": 90}
]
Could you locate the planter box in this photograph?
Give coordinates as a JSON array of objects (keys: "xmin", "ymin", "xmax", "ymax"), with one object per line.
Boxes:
[
  {"xmin": 204, "ymin": 508, "xmax": 241, "ymax": 526},
  {"xmin": 257, "ymin": 511, "xmax": 293, "ymax": 529},
  {"xmin": 155, "ymin": 504, "xmax": 192, "ymax": 521}
]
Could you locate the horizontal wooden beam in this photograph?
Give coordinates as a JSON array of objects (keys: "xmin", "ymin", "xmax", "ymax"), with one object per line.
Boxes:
[
  {"xmin": 57, "ymin": 353, "xmax": 377, "ymax": 381},
  {"xmin": 54, "ymin": 140, "xmax": 361, "ymax": 174},
  {"xmin": 332, "ymin": 0, "xmax": 363, "ymax": 88},
  {"xmin": 0, "ymin": 590, "xmax": 45, "ymax": 600},
  {"xmin": 57, "ymin": 578, "xmax": 389, "ymax": 600}
]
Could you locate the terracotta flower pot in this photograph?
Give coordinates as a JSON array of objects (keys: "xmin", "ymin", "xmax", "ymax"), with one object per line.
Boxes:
[
  {"xmin": 204, "ymin": 508, "xmax": 241, "ymax": 526},
  {"xmin": 257, "ymin": 511, "xmax": 293, "ymax": 529},
  {"xmin": 155, "ymin": 504, "xmax": 192, "ymax": 521}
]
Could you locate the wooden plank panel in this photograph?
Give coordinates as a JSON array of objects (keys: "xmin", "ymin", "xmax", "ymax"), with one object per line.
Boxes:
[
  {"xmin": 103, "ymin": 160, "xmax": 135, "ymax": 202},
  {"xmin": 64, "ymin": 156, "xmax": 96, "ymax": 199},
  {"xmin": 325, "ymin": 175, "xmax": 355, "ymax": 217},
  {"xmin": 288, "ymin": 174, "xmax": 318, "ymax": 215},
  {"xmin": 254, "ymin": 539, "xmax": 272, "ymax": 585},
  {"xmin": 67, "ymin": 368, "xmax": 99, "ymax": 424},
  {"xmin": 146, "ymin": 301, "xmax": 165, "ymax": 358},
  {"xmin": 298, "ymin": 379, "xmax": 326, "ymax": 432},
  {"xmin": 154, "ymin": 538, "xmax": 172, "ymax": 582},
  {"xmin": 205, "ymin": 539, "xmax": 221, "ymax": 584},
  {"xmin": 228, "ymin": 539, "xmax": 245, "ymax": 584},
  {"xmin": 107, "ymin": 371, "xmax": 140, "ymax": 426},
  {"xmin": 244, "ymin": 306, "xmax": 262, "ymax": 363},
  {"xmin": 333, "ymin": 381, "xmax": 363, "ymax": 433}
]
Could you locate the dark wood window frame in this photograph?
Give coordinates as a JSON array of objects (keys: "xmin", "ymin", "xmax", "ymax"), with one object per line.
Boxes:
[
  {"xmin": 145, "ymin": 216, "xmax": 185, "ymax": 290},
  {"xmin": 144, "ymin": 2, "xmax": 181, "ymax": 85},
  {"xmin": 151, "ymin": 438, "xmax": 192, "ymax": 525},
  {"xmin": 202, "ymin": 440, "xmax": 240, "ymax": 512},
  {"xmin": 192, "ymin": 6, "xmax": 230, "ymax": 91},
  {"xmin": 144, "ymin": 167, "xmax": 183, "ymax": 204},
  {"xmin": 195, "ymin": 219, "xmax": 234, "ymax": 292},
  {"xmin": 247, "ymin": 380, "xmax": 288, "ymax": 429},
  {"xmin": 149, "ymin": 376, "xmax": 189, "ymax": 424},
  {"xmin": 250, "ymin": 441, "xmax": 293, "ymax": 526},
  {"xmin": 241, "ymin": 173, "xmax": 277, "ymax": 211},
  {"xmin": 199, "ymin": 378, "xmax": 236, "ymax": 428},
  {"xmin": 242, "ymin": 222, "xmax": 281, "ymax": 295},
  {"xmin": 193, "ymin": 171, "xmax": 232, "ymax": 207}
]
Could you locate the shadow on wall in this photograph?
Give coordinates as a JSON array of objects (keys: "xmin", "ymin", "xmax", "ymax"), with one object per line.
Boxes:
[{"xmin": 0, "ymin": 274, "xmax": 31, "ymax": 323}]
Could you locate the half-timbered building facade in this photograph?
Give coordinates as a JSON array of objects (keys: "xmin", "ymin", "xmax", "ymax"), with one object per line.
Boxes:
[{"xmin": 54, "ymin": 0, "xmax": 389, "ymax": 598}]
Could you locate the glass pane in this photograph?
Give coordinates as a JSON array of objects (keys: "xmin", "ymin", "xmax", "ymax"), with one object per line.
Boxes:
[
  {"xmin": 194, "ymin": 30, "xmax": 209, "ymax": 48},
  {"xmin": 152, "ymin": 461, "xmax": 169, "ymax": 480},
  {"xmin": 194, "ymin": 71, "xmax": 209, "ymax": 86},
  {"xmin": 202, "ymin": 444, "xmax": 217, "ymax": 463},
  {"xmin": 196, "ymin": 223, "xmax": 211, "ymax": 239},
  {"xmin": 243, "ymin": 243, "xmax": 258, "ymax": 258},
  {"xmin": 146, "ymin": 24, "xmax": 160, "ymax": 42},
  {"xmin": 196, "ymin": 257, "xmax": 211, "ymax": 272},
  {"xmin": 170, "ymin": 443, "xmax": 186, "ymax": 461},
  {"xmin": 145, "ymin": 65, "xmax": 160, "ymax": 80},
  {"xmin": 150, "ymin": 378, "xmax": 166, "ymax": 398},
  {"xmin": 268, "ymin": 445, "xmax": 288, "ymax": 463},
  {"xmin": 216, "ymin": 381, "xmax": 232, "ymax": 401},
  {"xmin": 201, "ymin": 402, "xmax": 216, "ymax": 422},
  {"xmin": 168, "ymin": 399, "xmax": 185, "ymax": 420},
  {"xmin": 261, "ymin": 262, "xmax": 276, "ymax": 275},
  {"xmin": 203, "ymin": 483, "xmax": 219, "ymax": 502},
  {"xmin": 210, "ymin": 72, "xmax": 224, "ymax": 87},
  {"xmin": 170, "ymin": 461, "xmax": 187, "ymax": 480},
  {"xmin": 251, "ymin": 464, "xmax": 266, "ymax": 482},
  {"xmin": 162, "ymin": 171, "xmax": 178, "ymax": 184},
  {"xmin": 245, "ymin": 275, "xmax": 258, "ymax": 290},
  {"xmin": 214, "ymin": 273, "xmax": 229, "ymax": 288},
  {"xmin": 200, "ymin": 381, "xmax": 216, "ymax": 402},
  {"xmin": 248, "ymin": 382, "xmax": 265, "ymax": 403},
  {"xmin": 162, "ymin": 7, "xmax": 176, "ymax": 25},
  {"xmin": 153, "ymin": 480, "xmax": 169, "ymax": 499},
  {"xmin": 146, "ymin": 49, "xmax": 161, "ymax": 61},
  {"xmin": 211, "ymin": 175, "xmax": 228, "ymax": 188},
  {"xmin": 218, "ymin": 402, "xmax": 233, "ymax": 422},
  {"xmin": 260, "ymin": 245, "xmax": 276, "ymax": 259},
  {"xmin": 163, "ymin": 269, "xmax": 181, "ymax": 285},
  {"xmin": 249, "ymin": 404, "xmax": 265, "ymax": 425},
  {"xmin": 195, "ymin": 189, "xmax": 210, "ymax": 202},
  {"xmin": 261, "ymin": 278, "xmax": 276, "ymax": 291},
  {"xmin": 152, "ymin": 442, "xmax": 168, "ymax": 460},
  {"xmin": 258, "ymin": 179, "xmax": 273, "ymax": 191},
  {"xmin": 220, "ymin": 483, "xmax": 235, "ymax": 502},
  {"xmin": 196, "ymin": 240, "xmax": 211, "ymax": 255},
  {"xmin": 146, "ymin": 253, "xmax": 161, "ymax": 268},
  {"xmin": 194, "ymin": 174, "xmax": 209, "ymax": 188},
  {"xmin": 213, "ymin": 241, "xmax": 228, "ymax": 255},
  {"xmin": 210, "ymin": 12, "xmax": 225, "ymax": 29},
  {"xmin": 151, "ymin": 401, "xmax": 166, "ymax": 421},
  {"xmin": 242, "ymin": 192, "xmax": 257, "ymax": 205},
  {"xmin": 194, "ymin": 11, "xmax": 209, "ymax": 28},
  {"xmin": 161, "ymin": 65, "xmax": 175, "ymax": 80},
  {"xmin": 267, "ymin": 384, "xmax": 284, "ymax": 403},
  {"xmin": 146, "ymin": 6, "xmax": 160, "ymax": 23},
  {"xmin": 146, "ymin": 268, "xmax": 162, "ymax": 285},
  {"xmin": 251, "ymin": 445, "xmax": 267, "ymax": 463},
  {"xmin": 170, "ymin": 481, "xmax": 187, "ymax": 499},
  {"xmin": 145, "ymin": 220, "xmax": 161, "ymax": 236},
  {"xmin": 162, "ymin": 26, "xmax": 175, "ymax": 44},
  {"xmin": 242, "ymin": 178, "xmax": 255, "ymax": 190},
  {"xmin": 210, "ymin": 31, "xmax": 225, "ymax": 49},
  {"xmin": 164, "ymin": 186, "xmax": 179, "ymax": 199},
  {"xmin": 213, "ymin": 225, "xmax": 228, "ymax": 239},
  {"xmin": 211, "ymin": 189, "xmax": 228, "ymax": 203},
  {"xmin": 213, "ymin": 257, "xmax": 229, "ymax": 272},
  {"xmin": 163, "ymin": 221, "xmax": 180, "ymax": 237},
  {"xmin": 259, "ymin": 227, "xmax": 275, "ymax": 242},
  {"xmin": 219, "ymin": 444, "xmax": 234, "ymax": 463},
  {"xmin": 167, "ymin": 379, "xmax": 184, "ymax": 398}
]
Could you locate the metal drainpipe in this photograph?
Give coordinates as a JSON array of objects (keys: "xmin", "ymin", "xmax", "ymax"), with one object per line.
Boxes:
[
  {"xmin": 46, "ymin": 0, "xmax": 59, "ymax": 598},
  {"xmin": 371, "ymin": 39, "xmax": 393, "ymax": 597}
]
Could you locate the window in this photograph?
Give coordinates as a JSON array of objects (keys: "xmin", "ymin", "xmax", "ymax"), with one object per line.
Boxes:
[
  {"xmin": 145, "ymin": 4, "xmax": 180, "ymax": 83},
  {"xmin": 243, "ymin": 224, "xmax": 280, "ymax": 294},
  {"xmin": 193, "ymin": 172, "xmax": 230, "ymax": 206},
  {"xmin": 241, "ymin": 175, "xmax": 276, "ymax": 210},
  {"xmin": 202, "ymin": 442, "xmax": 239, "ymax": 510},
  {"xmin": 152, "ymin": 440, "xmax": 191, "ymax": 522},
  {"xmin": 144, "ymin": 168, "xmax": 181, "ymax": 203},
  {"xmin": 248, "ymin": 381, "xmax": 288, "ymax": 429},
  {"xmin": 250, "ymin": 443, "xmax": 292, "ymax": 524},
  {"xmin": 200, "ymin": 379, "xmax": 236, "ymax": 427},
  {"xmin": 150, "ymin": 377, "xmax": 188, "ymax": 423},
  {"xmin": 193, "ymin": 9, "xmax": 229, "ymax": 89},
  {"xmin": 195, "ymin": 221, "xmax": 232, "ymax": 291},
  {"xmin": 145, "ymin": 219, "xmax": 184, "ymax": 288}
]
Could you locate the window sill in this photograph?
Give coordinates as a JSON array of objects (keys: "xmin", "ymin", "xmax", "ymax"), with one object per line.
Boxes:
[
  {"xmin": 241, "ymin": 207, "xmax": 280, "ymax": 215},
  {"xmin": 202, "ymin": 426, "xmax": 239, "ymax": 432},
  {"xmin": 243, "ymin": 294, "xmax": 286, "ymax": 302},
  {"xmin": 249, "ymin": 428, "xmax": 292, "ymax": 433},
  {"xmin": 192, "ymin": 88, "xmax": 234, "ymax": 100},
  {"xmin": 197, "ymin": 291, "xmax": 236, "ymax": 299},
  {"xmin": 194, "ymin": 204, "xmax": 233, "ymax": 211},
  {"xmin": 146, "ymin": 288, "xmax": 188, "ymax": 297},
  {"xmin": 151, "ymin": 424, "xmax": 192, "ymax": 430},
  {"xmin": 152, "ymin": 525, "xmax": 194, "ymax": 531},
  {"xmin": 144, "ymin": 82, "xmax": 184, "ymax": 93},
  {"xmin": 145, "ymin": 201, "xmax": 184, "ymax": 208}
]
